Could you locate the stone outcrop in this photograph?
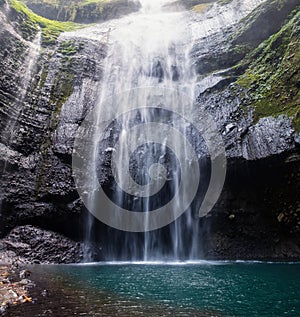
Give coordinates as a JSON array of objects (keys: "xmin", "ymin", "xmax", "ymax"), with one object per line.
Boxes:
[{"xmin": 0, "ymin": 225, "xmax": 83, "ymax": 264}]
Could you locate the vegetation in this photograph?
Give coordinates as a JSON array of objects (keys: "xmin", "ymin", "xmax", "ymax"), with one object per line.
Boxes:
[
  {"xmin": 58, "ymin": 39, "xmax": 84, "ymax": 55},
  {"xmin": 237, "ymin": 10, "xmax": 300, "ymax": 131},
  {"xmin": 49, "ymin": 40, "xmax": 82, "ymax": 129},
  {"xmin": 9, "ymin": 0, "xmax": 82, "ymax": 46}
]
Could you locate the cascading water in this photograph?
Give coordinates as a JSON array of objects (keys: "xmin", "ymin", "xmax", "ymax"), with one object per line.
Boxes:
[
  {"xmin": 0, "ymin": 31, "xmax": 41, "ymax": 214},
  {"xmin": 0, "ymin": 31, "xmax": 41, "ymax": 145},
  {"xmin": 71, "ymin": 0, "xmax": 267, "ymax": 262}
]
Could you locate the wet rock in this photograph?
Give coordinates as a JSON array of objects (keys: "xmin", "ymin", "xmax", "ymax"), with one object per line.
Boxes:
[
  {"xmin": 295, "ymin": 133, "xmax": 300, "ymax": 145},
  {"xmin": 19, "ymin": 270, "xmax": 30, "ymax": 279},
  {"xmin": 232, "ymin": 0, "xmax": 300, "ymax": 47},
  {"xmin": 41, "ymin": 289, "xmax": 49, "ymax": 297},
  {"xmin": 277, "ymin": 213, "xmax": 285, "ymax": 223},
  {"xmin": 0, "ymin": 304, "xmax": 8, "ymax": 314},
  {"xmin": 191, "ymin": 0, "xmax": 300, "ymax": 76},
  {"xmin": 0, "ymin": 226, "xmax": 83, "ymax": 264},
  {"xmin": 0, "ymin": 264, "xmax": 34, "ymax": 313},
  {"xmin": 151, "ymin": 60, "xmax": 164, "ymax": 83},
  {"xmin": 225, "ymin": 123, "xmax": 236, "ymax": 133},
  {"xmin": 241, "ymin": 116, "xmax": 295, "ymax": 160},
  {"xmin": 18, "ymin": 279, "xmax": 34, "ymax": 287}
]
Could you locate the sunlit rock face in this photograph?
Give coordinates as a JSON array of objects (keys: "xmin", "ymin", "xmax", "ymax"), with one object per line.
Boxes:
[{"xmin": 0, "ymin": 0, "xmax": 299, "ymax": 262}]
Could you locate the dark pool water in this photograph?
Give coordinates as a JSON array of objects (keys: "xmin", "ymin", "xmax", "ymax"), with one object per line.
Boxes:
[{"xmin": 7, "ymin": 261, "xmax": 300, "ymax": 317}]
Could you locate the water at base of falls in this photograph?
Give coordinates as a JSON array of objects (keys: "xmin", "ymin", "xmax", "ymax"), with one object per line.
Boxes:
[
  {"xmin": 69, "ymin": 0, "xmax": 266, "ymax": 262},
  {"xmin": 78, "ymin": 0, "xmax": 202, "ymax": 262},
  {"xmin": 8, "ymin": 262, "xmax": 300, "ymax": 317}
]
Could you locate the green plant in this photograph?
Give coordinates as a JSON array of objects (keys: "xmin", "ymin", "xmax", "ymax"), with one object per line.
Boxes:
[
  {"xmin": 237, "ymin": 10, "xmax": 300, "ymax": 131},
  {"xmin": 9, "ymin": 0, "xmax": 82, "ymax": 46}
]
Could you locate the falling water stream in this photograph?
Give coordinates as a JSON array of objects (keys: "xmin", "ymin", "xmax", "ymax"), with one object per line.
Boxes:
[
  {"xmin": 0, "ymin": 31, "xmax": 41, "ymax": 215},
  {"xmin": 92, "ymin": 0, "xmax": 196, "ymax": 261},
  {"xmin": 69, "ymin": 0, "xmax": 266, "ymax": 261},
  {"xmin": 1, "ymin": 31, "xmax": 41, "ymax": 145}
]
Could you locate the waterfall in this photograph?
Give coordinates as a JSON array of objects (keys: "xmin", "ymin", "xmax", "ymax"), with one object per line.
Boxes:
[
  {"xmin": 1, "ymin": 31, "xmax": 41, "ymax": 145},
  {"xmin": 70, "ymin": 0, "xmax": 267, "ymax": 261},
  {"xmin": 0, "ymin": 31, "xmax": 41, "ymax": 215}
]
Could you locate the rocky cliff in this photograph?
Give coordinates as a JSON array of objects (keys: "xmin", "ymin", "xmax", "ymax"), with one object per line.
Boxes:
[{"xmin": 0, "ymin": 0, "xmax": 299, "ymax": 263}]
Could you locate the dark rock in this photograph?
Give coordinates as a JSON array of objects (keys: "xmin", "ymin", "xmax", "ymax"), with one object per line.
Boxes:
[
  {"xmin": 200, "ymin": 153, "xmax": 300, "ymax": 261},
  {"xmin": 191, "ymin": 0, "xmax": 300, "ymax": 76},
  {"xmin": 232, "ymin": 0, "xmax": 300, "ymax": 47},
  {"xmin": 18, "ymin": 279, "xmax": 34, "ymax": 287},
  {"xmin": 295, "ymin": 133, "xmax": 300, "ymax": 145},
  {"xmin": 19, "ymin": 269, "xmax": 31, "ymax": 279},
  {"xmin": 0, "ymin": 226, "xmax": 83, "ymax": 264}
]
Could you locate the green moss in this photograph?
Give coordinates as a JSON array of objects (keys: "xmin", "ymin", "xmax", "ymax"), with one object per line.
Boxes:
[
  {"xmin": 39, "ymin": 59, "xmax": 50, "ymax": 88},
  {"xmin": 293, "ymin": 111, "xmax": 300, "ymax": 132},
  {"xmin": 58, "ymin": 40, "xmax": 84, "ymax": 55},
  {"xmin": 231, "ymin": 44, "xmax": 253, "ymax": 55},
  {"xmin": 49, "ymin": 54, "xmax": 77, "ymax": 132},
  {"xmin": 237, "ymin": 10, "xmax": 300, "ymax": 132},
  {"xmin": 9, "ymin": 0, "xmax": 82, "ymax": 46}
]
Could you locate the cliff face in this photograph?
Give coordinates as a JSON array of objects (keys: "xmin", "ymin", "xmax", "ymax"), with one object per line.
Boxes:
[
  {"xmin": 0, "ymin": 0, "xmax": 107, "ymax": 262},
  {"xmin": 0, "ymin": 0, "xmax": 299, "ymax": 262},
  {"xmin": 191, "ymin": 0, "xmax": 300, "ymax": 259}
]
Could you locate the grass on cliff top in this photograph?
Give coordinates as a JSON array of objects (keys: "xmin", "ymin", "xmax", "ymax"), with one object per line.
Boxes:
[
  {"xmin": 9, "ymin": 0, "xmax": 82, "ymax": 45},
  {"xmin": 237, "ymin": 9, "xmax": 300, "ymax": 132}
]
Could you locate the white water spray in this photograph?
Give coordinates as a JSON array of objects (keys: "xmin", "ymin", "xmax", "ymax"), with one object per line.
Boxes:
[{"xmin": 70, "ymin": 0, "xmax": 267, "ymax": 261}]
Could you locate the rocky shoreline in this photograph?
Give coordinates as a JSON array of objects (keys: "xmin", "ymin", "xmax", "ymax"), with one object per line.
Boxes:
[{"xmin": 0, "ymin": 263, "xmax": 34, "ymax": 315}]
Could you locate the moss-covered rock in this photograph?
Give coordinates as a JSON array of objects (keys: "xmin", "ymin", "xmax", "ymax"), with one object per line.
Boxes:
[
  {"xmin": 8, "ymin": 0, "xmax": 82, "ymax": 46},
  {"xmin": 192, "ymin": 0, "xmax": 300, "ymax": 76},
  {"xmin": 237, "ymin": 10, "xmax": 300, "ymax": 131},
  {"xmin": 232, "ymin": 0, "xmax": 300, "ymax": 47}
]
